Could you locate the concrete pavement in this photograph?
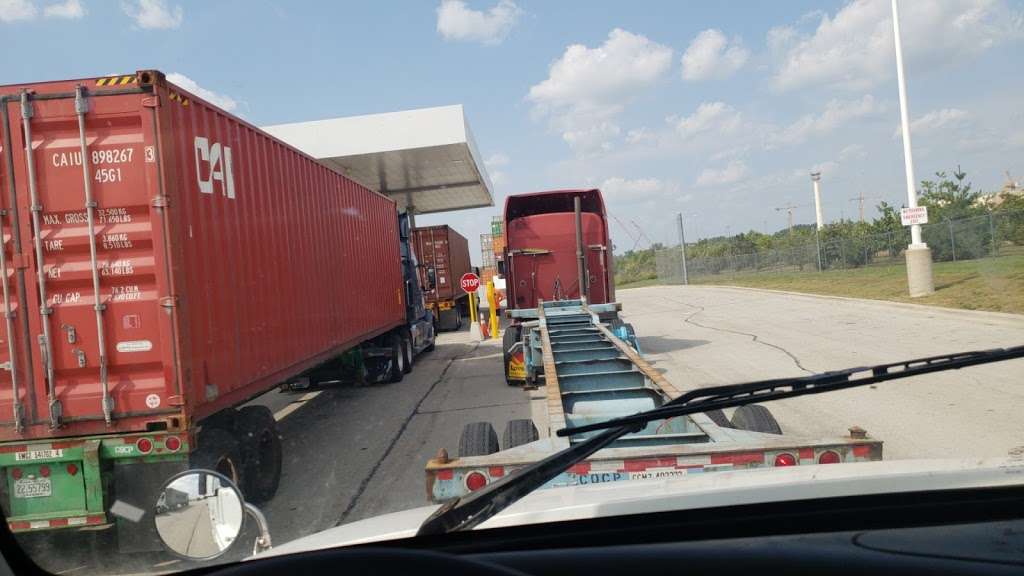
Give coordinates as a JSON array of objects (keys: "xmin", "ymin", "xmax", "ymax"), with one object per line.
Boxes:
[{"xmin": 617, "ymin": 284, "xmax": 1024, "ymax": 460}]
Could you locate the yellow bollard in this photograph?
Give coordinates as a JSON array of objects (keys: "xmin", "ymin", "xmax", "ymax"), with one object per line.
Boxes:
[
  {"xmin": 468, "ymin": 290, "xmax": 478, "ymax": 328},
  {"xmin": 486, "ymin": 280, "xmax": 499, "ymax": 339}
]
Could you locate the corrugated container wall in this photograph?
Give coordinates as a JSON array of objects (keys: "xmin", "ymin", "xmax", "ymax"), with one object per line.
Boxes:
[
  {"xmin": 413, "ymin": 225, "xmax": 471, "ymax": 304},
  {"xmin": 0, "ymin": 71, "xmax": 405, "ymax": 441}
]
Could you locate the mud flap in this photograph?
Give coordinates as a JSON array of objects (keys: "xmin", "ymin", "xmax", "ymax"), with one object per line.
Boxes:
[{"xmin": 113, "ymin": 460, "xmax": 188, "ymax": 552}]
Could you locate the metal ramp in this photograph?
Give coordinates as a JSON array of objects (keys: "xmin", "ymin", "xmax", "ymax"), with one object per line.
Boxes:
[{"xmin": 534, "ymin": 300, "xmax": 711, "ymax": 448}]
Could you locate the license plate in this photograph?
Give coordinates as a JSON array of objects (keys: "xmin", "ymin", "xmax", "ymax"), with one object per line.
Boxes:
[
  {"xmin": 15, "ymin": 449, "xmax": 63, "ymax": 461},
  {"xmin": 14, "ymin": 477, "xmax": 52, "ymax": 499}
]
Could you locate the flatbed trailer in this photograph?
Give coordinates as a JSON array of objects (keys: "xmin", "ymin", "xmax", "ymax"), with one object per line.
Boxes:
[{"xmin": 426, "ymin": 299, "xmax": 882, "ymax": 501}]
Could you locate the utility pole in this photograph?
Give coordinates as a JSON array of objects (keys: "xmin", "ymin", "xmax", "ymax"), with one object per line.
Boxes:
[
  {"xmin": 891, "ymin": 0, "xmax": 934, "ymax": 296},
  {"xmin": 677, "ymin": 213, "xmax": 688, "ymax": 285},
  {"xmin": 848, "ymin": 192, "xmax": 879, "ymax": 223},
  {"xmin": 811, "ymin": 172, "xmax": 824, "ymax": 229}
]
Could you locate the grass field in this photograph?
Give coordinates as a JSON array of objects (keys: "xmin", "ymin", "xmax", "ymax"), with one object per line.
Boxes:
[
  {"xmin": 694, "ymin": 254, "xmax": 1024, "ymax": 314},
  {"xmin": 619, "ymin": 254, "xmax": 1024, "ymax": 314}
]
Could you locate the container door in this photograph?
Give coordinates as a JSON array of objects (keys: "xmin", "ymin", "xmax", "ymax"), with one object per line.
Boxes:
[{"xmin": 3, "ymin": 88, "xmax": 173, "ymax": 432}]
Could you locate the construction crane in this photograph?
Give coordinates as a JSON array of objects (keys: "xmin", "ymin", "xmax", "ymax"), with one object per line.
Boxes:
[
  {"xmin": 630, "ymin": 219, "xmax": 654, "ymax": 248},
  {"xmin": 774, "ymin": 202, "xmax": 812, "ymax": 235},
  {"xmin": 848, "ymin": 192, "xmax": 881, "ymax": 223},
  {"xmin": 609, "ymin": 213, "xmax": 645, "ymax": 252}
]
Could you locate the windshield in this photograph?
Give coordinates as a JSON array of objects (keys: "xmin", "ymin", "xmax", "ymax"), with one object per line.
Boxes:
[{"xmin": 1, "ymin": 0, "xmax": 1023, "ymax": 574}]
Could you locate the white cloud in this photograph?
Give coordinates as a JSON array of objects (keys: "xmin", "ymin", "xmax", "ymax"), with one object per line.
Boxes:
[
  {"xmin": 765, "ymin": 94, "xmax": 882, "ymax": 149},
  {"xmin": 600, "ymin": 176, "xmax": 670, "ymax": 201},
  {"xmin": 0, "ymin": 0, "xmax": 36, "ymax": 21},
  {"xmin": 122, "ymin": 0, "xmax": 182, "ymax": 29},
  {"xmin": 695, "ymin": 160, "xmax": 748, "ymax": 187},
  {"xmin": 436, "ymin": 0, "xmax": 521, "ymax": 45},
  {"xmin": 893, "ymin": 108, "xmax": 970, "ymax": 138},
  {"xmin": 669, "ymin": 101, "xmax": 743, "ymax": 139},
  {"xmin": 681, "ymin": 29, "xmax": 749, "ymax": 81},
  {"xmin": 43, "ymin": 0, "xmax": 83, "ymax": 19},
  {"xmin": 770, "ymin": 0, "xmax": 1024, "ymax": 92},
  {"xmin": 166, "ymin": 73, "xmax": 238, "ymax": 112},
  {"xmin": 484, "ymin": 153, "xmax": 510, "ymax": 185},
  {"xmin": 838, "ymin": 143, "xmax": 867, "ymax": 161},
  {"xmin": 528, "ymin": 28, "xmax": 673, "ymax": 155}
]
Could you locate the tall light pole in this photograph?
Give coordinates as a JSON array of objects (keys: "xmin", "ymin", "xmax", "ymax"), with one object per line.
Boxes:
[
  {"xmin": 891, "ymin": 0, "xmax": 934, "ymax": 296},
  {"xmin": 811, "ymin": 172, "xmax": 824, "ymax": 230}
]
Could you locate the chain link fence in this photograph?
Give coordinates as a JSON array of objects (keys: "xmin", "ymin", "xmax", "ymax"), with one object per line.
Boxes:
[{"xmin": 656, "ymin": 210, "xmax": 1024, "ymax": 284}]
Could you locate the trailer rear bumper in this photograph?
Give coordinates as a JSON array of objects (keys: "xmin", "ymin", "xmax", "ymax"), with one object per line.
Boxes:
[
  {"xmin": 0, "ymin": 433, "xmax": 189, "ymax": 533},
  {"xmin": 426, "ymin": 436, "xmax": 883, "ymax": 502}
]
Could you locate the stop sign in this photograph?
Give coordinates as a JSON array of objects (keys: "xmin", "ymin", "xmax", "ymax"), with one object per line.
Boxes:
[{"xmin": 460, "ymin": 272, "xmax": 480, "ymax": 293}]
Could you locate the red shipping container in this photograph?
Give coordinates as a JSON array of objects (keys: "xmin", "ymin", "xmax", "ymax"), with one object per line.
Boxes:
[
  {"xmin": 412, "ymin": 225, "xmax": 471, "ymax": 306},
  {"xmin": 0, "ymin": 71, "xmax": 405, "ymax": 441}
]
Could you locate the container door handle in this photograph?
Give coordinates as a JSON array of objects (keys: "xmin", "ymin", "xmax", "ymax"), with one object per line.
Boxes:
[
  {"xmin": 75, "ymin": 86, "xmax": 114, "ymax": 426},
  {"xmin": 20, "ymin": 91, "xmax": 62, "ymax": 429}
]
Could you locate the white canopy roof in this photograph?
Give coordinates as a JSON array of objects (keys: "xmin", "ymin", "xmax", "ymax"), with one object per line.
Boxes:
[{"xmin": 263, "ymin": 105, "xmax": 493, "ymax": 215}]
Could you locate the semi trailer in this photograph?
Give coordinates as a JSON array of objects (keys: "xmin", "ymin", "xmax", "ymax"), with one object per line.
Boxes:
[
  {"xmin": 0, "ymin": 70, "xmax": 435, "ymax": 550},
  {"xmin": 412, "ymin": 225, "xmax": 471, "ymax": 332}
]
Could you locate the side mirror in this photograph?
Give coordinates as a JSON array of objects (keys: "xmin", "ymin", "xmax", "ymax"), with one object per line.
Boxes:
[{"xmin": 155, "ymin": 470, "xmax": 271, "ymax": 560}]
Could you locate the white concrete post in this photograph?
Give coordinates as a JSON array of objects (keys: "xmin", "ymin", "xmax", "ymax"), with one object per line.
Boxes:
[{"xmin": 891, "ymin": 0, "xmax": 934, "ymax": 296}]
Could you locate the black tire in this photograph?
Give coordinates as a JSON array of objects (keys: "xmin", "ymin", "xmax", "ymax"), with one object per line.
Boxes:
[
  {"xmin": 458, "ymin": 422, "xmax": 499, "ymax": 457},
  {"xmin": 237, "ymin": 406, "xmax": 283, "ymax": 503},
  {"xmin": 703, "ymin": 409, "xmax": 732, "ymax": 428},
  {"xmin": 191, "ymin": 427, "xmax": 244, "ymax": 487},
  {"xmin": 502, "ymin": 419, "xmax": 539, "ymax": 449},
  {"xmin": 730, "ymin": 404, "xmax": 783, "ymax": 434},
  {"xmin": 388, "ymin": 334, "xmax": 404, "ymax": 383},
  {"xmin": 401, "ymin": 332, "xmax": 414, "ymax": 374}
]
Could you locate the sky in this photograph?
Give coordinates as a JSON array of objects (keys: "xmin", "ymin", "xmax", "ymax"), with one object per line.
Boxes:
[{"xmin": 2, "ymin": 0, "xmax": 1023, "ymax": 263}]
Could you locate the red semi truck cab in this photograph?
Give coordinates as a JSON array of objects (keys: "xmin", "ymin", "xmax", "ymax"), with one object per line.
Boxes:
[
  {"xmin": 501, "ymin": 189, "xmax": 614, "ymax": 384},
  {"xmin": 504, "ymin": 189, "xmax": 614, "ymax": 310}
]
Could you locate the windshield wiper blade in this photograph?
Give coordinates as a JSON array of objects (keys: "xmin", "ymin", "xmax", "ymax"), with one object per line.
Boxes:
[
  {"xmin": 416, "ymin": 345, "xmax": 1024, "ymax": 536},
  {"xmin": 559, "ymin": 345, "xmax": 1024, "ymax": 436}
]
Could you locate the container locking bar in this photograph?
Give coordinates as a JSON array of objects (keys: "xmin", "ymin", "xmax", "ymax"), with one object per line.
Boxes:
[
  {"xmin": 0, "ymin": 207, "xmax": 23, "ymax": 432},
  {"xmin": 75, "ymin": 86, "xmax": 114, "ymax": 425},
  {"xmin": 20, "ymin": 91, "xmax": 61, "ymax": 429}
]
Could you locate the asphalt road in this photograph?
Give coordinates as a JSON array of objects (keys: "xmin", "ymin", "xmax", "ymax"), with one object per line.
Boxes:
[
  {"xmin": 616, "ymin": 285, "xmax": 1024, "ymax": 460},
  {"xmin": 249, "ymin": 326, "xmax": 524, "ymax": 547}
]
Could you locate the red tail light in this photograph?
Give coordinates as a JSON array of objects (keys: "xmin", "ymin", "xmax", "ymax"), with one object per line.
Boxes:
[
  {"xmin": 11, "ymin": 468, "xmax": 22, "ymax": 480},
  {"xmin": 465, "ymin": 471, "xmax": 488, "ymax": 492},
  {"xmin": 136, "ymin": 438, "xmax": 153, "ymax": 454},
  {"xmin": 774, "ymin": 453, "xmax": 797, "ymax": 467},
  {"xmin": 164, "ymin": 436, "xmax": 181, "ymax": 452},
  {"xmin": 818, "ymin": 451, "xmax": 841, "ymax": 464},
  {"xmin": 39, "ymin": 465, "xmax": 50, "ymax": 478},
  {"xmin": 66, "ymin": 463, "xmax": 79, "ymax": 476}
]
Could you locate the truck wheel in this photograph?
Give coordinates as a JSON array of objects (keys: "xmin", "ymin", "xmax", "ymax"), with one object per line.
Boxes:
[
  {"xmin": 388, "ymin": 334, "xmax": 405, "ymax": 383},
  {"xmin": 458, "ymin": 422, "xmax": 499, "ymax": 457},
  {"xmin": 237, "ymin": 406, "xmax": 283, "ymax": 503},
  {"xmin": 703, "ymin": 409, "xmax": 732, "ymax": 428},
  {"xmin": 502, "ymin": 419, "xmax": 539, "ymax": 449},
  {"xmin": 401, "ymin": 332, "xmax": 414, "ymax": 373},
  {"xmin": 730, "ymin": 404, "xmax": 783, "ymax": 434},
  {"xmin": 191, "ymin": 427, "xmax": 243, "ymax": 487}
]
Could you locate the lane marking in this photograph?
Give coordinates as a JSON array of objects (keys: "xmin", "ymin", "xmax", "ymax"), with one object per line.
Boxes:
[{"xmin": 273, "ymin": 391, "xmax": 322, "ymax": 421}]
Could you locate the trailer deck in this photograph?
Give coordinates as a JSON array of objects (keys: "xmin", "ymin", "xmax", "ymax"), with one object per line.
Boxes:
[{"xmin": 426, "ymin": 299, "xmax": 883, "ymax": 501}]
